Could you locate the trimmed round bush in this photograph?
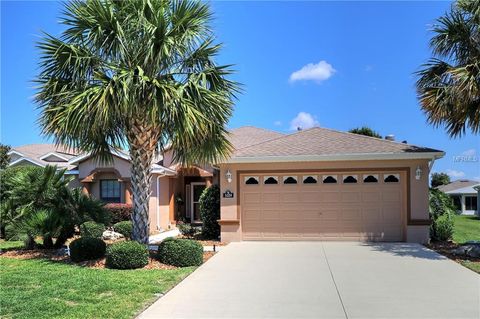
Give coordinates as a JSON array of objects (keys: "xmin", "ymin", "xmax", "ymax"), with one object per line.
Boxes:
[
  {"xmin": 157, "ymin": 238, "xmax": 203, "ymax": 267},
  {"xmin": 105, "ymin": 241, "xmax": 149, "ymax": 269},
  {"xmin": 105, "ymin": 203, "xmax": 132, "ymax": 225},
  {"xmin": 69, "ymin": 237, "xmax": 106, "ymax": 262},
  {"xmin": 199, "ymin": 185, "xmax": 220, "ymax": 239},
  {"xmin": 80, "ymin": 221, "xmax": 105, "ymax": 238},
  {"xmin": 113, "ymin": 221, "xmax": 133, "ymax": 239}
]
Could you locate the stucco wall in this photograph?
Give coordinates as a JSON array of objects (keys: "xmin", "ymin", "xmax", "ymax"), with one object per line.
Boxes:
[
  {"xmin": 78, "ymin": 156, "xmax": 131, "ymax": 179},
  {"xmin": 219, "ymin": 159, "xmax": 431, "ymax": 243}
]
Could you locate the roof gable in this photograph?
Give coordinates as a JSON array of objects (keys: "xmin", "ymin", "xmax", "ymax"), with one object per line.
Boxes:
[{"xmin": 437, "ymin": 180, "xmax": 480, "ymax": 193}]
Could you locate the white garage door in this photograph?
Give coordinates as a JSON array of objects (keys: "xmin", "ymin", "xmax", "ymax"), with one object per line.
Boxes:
[{"xmin": 240, "ymin": 171, "xmax": 405, "ymax": 241}]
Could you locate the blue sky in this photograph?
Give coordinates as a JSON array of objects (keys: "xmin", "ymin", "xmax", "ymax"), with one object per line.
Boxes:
[{"xmin": 1, "ymin": 1, "xmax": 479, "ymax": 181}]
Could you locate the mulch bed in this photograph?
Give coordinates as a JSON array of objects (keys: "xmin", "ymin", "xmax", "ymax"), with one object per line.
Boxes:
[
  {"xmin": 1, "ymin": 248, "xmax": 215, "ymax": 270},
  {"xmin": 176, "ymin": 235, "xmax": 226, "ymax": 247},
  {"xmin": 426, "ymin": 241, "xmax": 480, "ymax": 263}
]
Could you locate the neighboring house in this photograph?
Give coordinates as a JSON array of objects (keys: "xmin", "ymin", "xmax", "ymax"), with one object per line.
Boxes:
[
  {"xmin": 9, "ymin": 126, "xmax": 444, "ymax": 243},
  {"xmin": 437, "ymin": 180, "xmax": 479, "ymax": 216}
]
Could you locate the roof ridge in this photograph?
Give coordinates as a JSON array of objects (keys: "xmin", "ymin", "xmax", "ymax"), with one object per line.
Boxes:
[
  {"xmin": 234, "ymin": 126, "xmax": 310, "ymax": 151},
  {"xmin": 229, "ymin": 125, "xmax": 285, "ymax": 136}
]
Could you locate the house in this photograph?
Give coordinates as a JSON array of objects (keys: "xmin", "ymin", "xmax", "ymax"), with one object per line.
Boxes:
[
  {"xmin": 9, "ymin": 126, "xmax": 444, "ymax": 243},
  {"xmin": 437, "ymin": 180, "xmax": 479, "ymax": 215}
]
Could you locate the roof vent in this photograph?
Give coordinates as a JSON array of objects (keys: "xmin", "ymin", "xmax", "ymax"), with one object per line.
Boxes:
[
  {"xmin": 385, "ymin": 134, "xmax": 395, "ymax": 141},
  {"xmin": 297, "ymin": 127, "xmax": 302, "ymax": 131}
]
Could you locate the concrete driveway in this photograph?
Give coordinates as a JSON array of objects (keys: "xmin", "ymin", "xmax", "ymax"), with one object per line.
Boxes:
[{"xmin": 138, "ymin": 242, "xmax": 480, "ymax": 319}]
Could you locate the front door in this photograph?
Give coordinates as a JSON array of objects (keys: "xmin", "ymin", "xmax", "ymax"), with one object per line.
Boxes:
[{"xmin": 190, "ymin": 182, "xmax": 206, "ymax": 222}]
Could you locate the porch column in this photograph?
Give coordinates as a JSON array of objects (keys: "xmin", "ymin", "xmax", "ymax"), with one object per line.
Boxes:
[
  {"xmin": 205, "ymin": 177, "xmax": 213, "ymax": 187},
  {"xmin": 124, "ymin": 181, "xmax": 132, "ymax": 205},
  {"xmin": 169, "ymin": 178, "xmax": 175, "ymax": 223},
  {"xmin": 81, "ymin": 182, "xmax": 91, "ymax": 196},
  {"xmin": 461, "ymin": 195, "xmax": 466, "ymax": 214}
]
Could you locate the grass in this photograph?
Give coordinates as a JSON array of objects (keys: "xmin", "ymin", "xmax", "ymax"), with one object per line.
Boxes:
[
  {"xmin": 0, "ymin": 257, "xmax": 194, "ymax": 319},
  {"xmin": 0, "ymin": 240, "xmax": 24, "ymax": 251},
  {"xmin": 459, "ymin": 260, "xmax": 480, "ymax": 274},
  {"xmin": 453, "ymin": 214, "xmax": 480, "ymax": 244}
]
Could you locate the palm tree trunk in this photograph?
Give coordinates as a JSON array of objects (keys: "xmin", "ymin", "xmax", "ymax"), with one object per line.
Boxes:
[{"xmin": 128, "ymin": 122, "xmax": 157, "ymax": 244}]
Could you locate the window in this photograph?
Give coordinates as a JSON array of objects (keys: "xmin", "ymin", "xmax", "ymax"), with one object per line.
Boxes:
[
  {"xmin": 245, "ymin": 176, "xmax": 259, "ymax": 185},
  {"xmin": 323, "ymin": 175, "xmax": 337, "ymax": 184},
  {"xmin": 363, "ymin": 175, "xmax": 378, "ymax": 183},
  {"xmin": 100, "ymin": 180, "xmax": 121, "ymax": 203},
  {"xmin": 384, "ymin": 174, "xmax": 399, "ymax": 183},
  {"xmin": 303, "ymin": 176, "xmax": 317, "ymax": 184},
  {"xmin": 283, "ymin": 176, "xmax": 297, "ymax": 184},
  {"xmin": 264, "ymin": 176, "xmax": 278, "ymax": 184},
  {"xmin": 465, "ymin": 196, "xmax": 478, "ymax": 211},
  {"xmin": 452, "ymin": 196, "xmax": 461, "ymax": 211},
  {"xmin": 343, "ymin": 175, "xmax": 358, "ymax": 183}
]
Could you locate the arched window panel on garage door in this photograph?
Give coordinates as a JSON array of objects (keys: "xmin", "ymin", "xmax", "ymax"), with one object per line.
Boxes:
[
  {"xmin": 264, "ymin": 176, "xmax": 278, "ymax": 184},
  {"xmin": 363, "ymin": 174, "xmax": 379, "ymax": 183},
  {"xmin": 283, "ymin": 176, "xmax": 298, "ymax": 184},
  {"xmin": 322, "ymin": 175, "xmax": 337, "ymax": 184},
  {"xmin": 343, "ymin": 175, "xmax": 358, "ymax": 183},
  {"xmin": 244, "ymin": 176, "xmax": 259, "ymax": 185},
  {"xmin": 303, "ymin": 175, "xmax": 318, "ymax": 184},
  {"xmin": 384, "ymin": 174, "xmax": 400, "ymax": 183}
]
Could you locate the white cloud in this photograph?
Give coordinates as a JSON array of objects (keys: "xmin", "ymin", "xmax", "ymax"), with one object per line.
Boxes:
[
  {"xmin": 289, "ymin": 61, "xmax": 336, "ymax": 83},
  {"xmin": 445, "ymin": 169, "xmax": 466, "ymax": 178},
  {"xmin": 289, "ymin": 112, "xmax": 319, "ymax": 130},
  {"xmin": 462, "ymin": 149, "xmax": 476, "ymax": 156},
  {"xmin": 274, "ymin": 120, "xmax": 282, "ymax": 126}
]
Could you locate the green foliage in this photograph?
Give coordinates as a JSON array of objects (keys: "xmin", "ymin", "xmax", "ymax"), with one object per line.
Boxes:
[
  {"xmin": 69, "ymin": 237, "xmax": 106, "ymax": 262},
  {"xmin": 1, "ymin": 165, "xmax": 109, "ymax": 248},
  {"xmin": 157, "ymin": 238, "xmax": 203, "ymax": 267},
  {"xmin": 114, "ymin": 221, "xmax": 133, "ymax": 239},
  {"xmin": 105, "ymin": 204, "xmax": 132, "ymax": 225},
  {"xmin": 106, "ymin": 241, "xmax": 149, "ymax": 269},
  {"xmin": 80, "ymin": 221, "xmax": 105, "ymax": 238},
  {"xmin": 34, "ymin": 0, "xmax": 240, "ymax": 243},
  {"xmin": 431, "ymin": 172, "xmax": 451, "ymax": 188},
  {"xmin": 429, "ymin": 188, "xmax": 456, "ymax": 241},
  {"xmin": 199, "ymin": 185, "xmax": 220, "ymax": 239},
  {"xmin": 177, "ymin": 223, "xmax": 199, "ymax": 238},
  {"xmin": 0, "ymin": 144, "xmax": 11, "ymax": 170},
  {"xmin": 348, "ymin": 126, "xmax": 382, "ymax": 138},
  {"xmin": 416, "ymin": 0, "xmax": 480, "ymax": 137}
]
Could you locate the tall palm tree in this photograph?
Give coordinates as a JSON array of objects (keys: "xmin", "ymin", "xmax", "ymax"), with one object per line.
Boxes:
[
  {"xmin": 35, "ymin": 0, "xmax": 239, "ymax": 243},
  {"xmin": 416, "ymin": 0, "xmax": 480, "ymax": 137}
]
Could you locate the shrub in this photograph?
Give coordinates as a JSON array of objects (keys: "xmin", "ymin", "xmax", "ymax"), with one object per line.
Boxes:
[
  {"xmin": 429, "ymin": 189, "xmax": 456, "ymax": 241},
  {"xmin": 105, "ymin": 204, "xmax": 132, "ymax": 225},
  {"xmin": 157, "ymin": 238, "xmax": 203, "ymax": 267},
  {"xmin": 178, "ymin": 222, "xmax": 200, "ymax": 238},
  {"xmin": 113, "ymin": 221, "xmax": 133, "ymax": 239},
  {"xmin": 80, "ymin": 221, "xmax": 105, "ymax": 238},
  {"xmin": 105, "ymin": 241, "xmax": 149, "ymax": 269},
  {"xmin": 69, "ymin": 237, "xmax": 106, "ymax": 262},
  {"xmin": 434, "ymin": 213, "xmax": 455, "ymax": 241},
  {"xmin": 199, "ymin": 185, "xmax": 220, "ymax": 239}
]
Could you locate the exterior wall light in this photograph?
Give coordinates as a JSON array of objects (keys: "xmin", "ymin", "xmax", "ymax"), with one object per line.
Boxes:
[
  {"xmin": 225, "ymin": 169, "xmax": 232, "ymax": 183},
  {"xmin": 415, "ymin": 166, "xmax": 422, "ymax": 180}
]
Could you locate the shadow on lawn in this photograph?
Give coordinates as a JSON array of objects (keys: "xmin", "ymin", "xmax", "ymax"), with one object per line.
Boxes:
[{"xmin": 361, "ymin": 242, "xmax": 448, "ymax": 260}]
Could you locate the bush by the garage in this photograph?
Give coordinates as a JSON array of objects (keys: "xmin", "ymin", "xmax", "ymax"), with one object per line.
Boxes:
[
  {"xmin": 157, "ymin": 238, "xmax": 203, "ymax": 267},
  {"xmin": 113, "ymin": 221, "xmax": 133, "ymax": 239},
  {"xmin": 429, "ymin": 189, "xmax": 456, "ymax": 241},
  {"xmin": 69, "ymin": 237, "xmax": 106, "ymax": 262},
  {"xmin": 199, "ymin": 185, "xmax": 220, "ymax": 239},
  {"xmin": 79, "ymin": 221, "xmax": 105, "ymax": 238},
  {"xmin": 105, "ymin": 241, "xmax": 149, "ymax": 269}
]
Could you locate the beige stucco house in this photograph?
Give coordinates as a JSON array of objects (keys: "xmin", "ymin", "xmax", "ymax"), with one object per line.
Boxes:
[{"xmin": 9, "ymin": 126, "xmax": 444, "ymax": 243}]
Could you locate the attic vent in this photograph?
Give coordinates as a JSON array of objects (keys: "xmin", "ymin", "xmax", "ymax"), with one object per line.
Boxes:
[{"xmin": 385, "ymin": 134, "xmax": 395, "ymax": 141}]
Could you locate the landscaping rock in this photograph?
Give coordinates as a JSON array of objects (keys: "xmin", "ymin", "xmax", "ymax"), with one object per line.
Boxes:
[
  {"xmin": 102, "ymin": 230, "xmax": 124, "ymax": 241},
  {"xmin": 451, "ymin": 244, "xmax": 480, "ymax": 258},
  {"xmin": 452, "ymin": 246, "xmax": 468, "ymax": 256}
]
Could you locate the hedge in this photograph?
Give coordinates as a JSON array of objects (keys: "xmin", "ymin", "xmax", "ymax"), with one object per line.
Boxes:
[
  {"xmin": 69, "ymin": 237, "xmax": 106, "ymax": 262},
  {"xmin": 113, "ymin": 221, "xmax": 133, "ymax": 239},
  {"xmin": 199, "ymin": 185, "xmax": 220, "ymax": 239},
  {"xmin": 105, "ymin": 241, "xmax": 149, "ymax": 269},
  {"xmin": 157, "ymin": 238, "xmax": 203, "ymax": 267},
  {"xmin": 105, "ymin": 203, "xmax": 132, "ymax": 225},
  {"xmin": 79, "ymin": 221, "xmax": 105, "ymax": 238}
]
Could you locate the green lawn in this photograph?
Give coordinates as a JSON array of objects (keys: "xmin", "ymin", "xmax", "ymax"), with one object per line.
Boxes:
[
  {"xmin": 453, "ymin": 214, "xmax": 480, "ymax": 244},
  {"xmin": 0, "ymin": 240, "xmax": 24, "ymax": 251},
  {"xmin": 0, "ymin": 258, "xmax": 194, "ymax": 319}
]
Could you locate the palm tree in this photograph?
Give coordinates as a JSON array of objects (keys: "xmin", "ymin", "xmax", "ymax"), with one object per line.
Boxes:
[
  {"xmin": 35, "ymin": 0, "xmax": 239, "ymax": 243},
  {"xmin": 416, "ymin": 0, "xmax": 480, "ymax": 137}
]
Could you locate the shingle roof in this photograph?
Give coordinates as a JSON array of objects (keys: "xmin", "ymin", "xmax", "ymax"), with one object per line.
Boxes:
[
  {"xmin": 228, "ymin": 126, "xmax": 284, "ymax": 150},
  {"xmin": 231, "ymin": 127, "xmax": 443, "ymax": 160},
  {"xmin": 10, "ymin": 144, "xmax": 78, "ymax": 169},
  {"xmin": 437, "ymin": 180, "xmax": 480, "ymax": 194}
]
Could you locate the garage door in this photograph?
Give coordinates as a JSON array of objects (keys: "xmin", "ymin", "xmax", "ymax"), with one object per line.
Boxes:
[{"xmin": 240, "ymin": 171, "xmax": 405, "ymax": 241}]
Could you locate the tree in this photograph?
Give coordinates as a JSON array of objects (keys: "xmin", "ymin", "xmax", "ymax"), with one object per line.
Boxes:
[
  {"xmin": 431, "ymin": 172, "xmax": 451, "ymax": 188},
  {"xmin": 416, "ymin": 0, "xmax": 480, "ymax": 137},
  {"xmin": 0, "ymin": 144, "xmax": 11, "ymax": 169},
  {"xmin": 35, "ymin": 0, "xmax": 239, "ymax": 243},
  {"xmin": 349, "ymin": 126, "xmax": 382, "ymax": 138}
]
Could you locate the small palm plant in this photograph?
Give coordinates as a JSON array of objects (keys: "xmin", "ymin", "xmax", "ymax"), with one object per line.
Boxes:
[{"xmin": 35, "ymin": 0, "xmax": 239, "ymax": 243}]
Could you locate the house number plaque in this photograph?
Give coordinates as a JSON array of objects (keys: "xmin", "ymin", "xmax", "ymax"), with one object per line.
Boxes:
[{"xmin": 223, "ymin": 190, "xmax": 234, "ymax": 198}]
